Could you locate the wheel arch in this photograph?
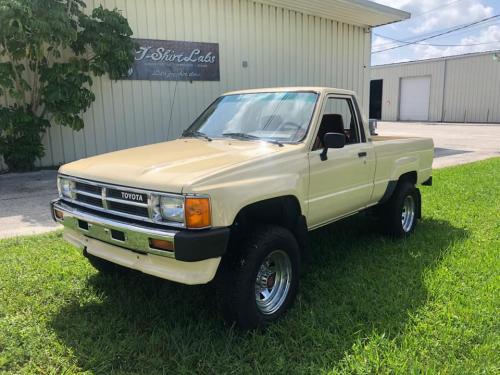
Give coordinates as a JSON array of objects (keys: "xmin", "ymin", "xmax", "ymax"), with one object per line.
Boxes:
[
  {"xmin": 379, "ymin": 170, "xmax": 418, "ymax": 205},
  {"xmin": 226, "ymin": 195, "xmax": 309, "ymax": 260}
]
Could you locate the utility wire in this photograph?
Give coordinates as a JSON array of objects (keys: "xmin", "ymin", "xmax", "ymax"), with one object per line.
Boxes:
[
  {"xmin": 373, "ymin": 33, "xmax": 500, "ymax": 48},
  {"xmin": 410, "ymin": 0, "xmax": 468, "ymax": 19},
  {"xmin": 373, "ymin": 18, "xmax": 500, "ymax": 48},
  {"xmin": 372, "ymin": 14, "xmax": 500, "ymax": 54}
]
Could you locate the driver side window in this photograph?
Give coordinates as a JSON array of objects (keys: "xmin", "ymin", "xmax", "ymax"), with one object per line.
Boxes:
[{"xmin": 313, "ymin": 97, "xmax": 360, "ymax": 150}]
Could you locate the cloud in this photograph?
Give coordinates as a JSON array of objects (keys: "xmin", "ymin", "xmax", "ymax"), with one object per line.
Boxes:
[
  {"xmin": 373, "ymin": 0, "xmax": 494, "ymax": 34},
  {"xmin": 371, "ymin": 0, "xmax": 500, "ymax": 64},
  {"xmin": 410, "ymin": 25, "xmax": 500, "ymax": 59},
  {"xmin": 372, "ymin": 35, "xmax": 416, "ymax": 65},
  {"xmin": 410, "ymin": 2, "xmax": 493, "ymax": 34}
]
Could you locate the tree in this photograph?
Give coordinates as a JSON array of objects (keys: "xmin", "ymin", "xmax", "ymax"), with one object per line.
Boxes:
[{"xmin": 0, "ymin": 0, "xmax": 134, "ymax": 171}]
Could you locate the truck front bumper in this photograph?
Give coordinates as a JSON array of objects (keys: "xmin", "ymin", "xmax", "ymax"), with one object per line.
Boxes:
[{"xmin": 51, "ymin": 200, "xmax": 230, "ymax": 284}]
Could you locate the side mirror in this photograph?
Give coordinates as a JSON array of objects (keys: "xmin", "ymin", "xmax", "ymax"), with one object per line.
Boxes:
[{"xmin": 320, "ymin": 132, "xmax": 345, "ymax": 161}]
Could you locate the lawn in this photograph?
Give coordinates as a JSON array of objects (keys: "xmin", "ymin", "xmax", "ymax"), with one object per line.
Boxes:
[{"xmin": 0, "ymin": 159, "xmax": 499, "ymax": 374}]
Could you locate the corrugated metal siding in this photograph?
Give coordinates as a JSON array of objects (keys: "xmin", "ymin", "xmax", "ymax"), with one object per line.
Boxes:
[
  {"xmin": 17, "ymin": 0, "xmax": 370, "ymax": 170},
  {"xmin": 371, "ymin": 51, "xmax": 500, "ymax": 123},
  {"xmin": 371, "ymin": 59, "xmax": 445, "ymax": 122},
  {"xmin": 443, "ymin": 54, "xmax": 500, "ymax": 123}
]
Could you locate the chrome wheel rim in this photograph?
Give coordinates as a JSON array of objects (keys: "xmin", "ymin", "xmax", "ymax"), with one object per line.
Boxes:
[
  {"xmin": 255, "ymin": 250, "xmax": 292, "ymax": 315},
  {"xmin": 401, "ymin": 195, "xmax": 416, "ymax": 232}
]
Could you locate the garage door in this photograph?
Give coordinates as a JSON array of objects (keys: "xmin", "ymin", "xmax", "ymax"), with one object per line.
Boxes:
[{"xmin": 399, "ymin": 76, "xmax": 431, "ymax": 121}]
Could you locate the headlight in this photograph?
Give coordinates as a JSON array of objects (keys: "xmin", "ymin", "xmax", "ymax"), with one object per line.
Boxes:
[
  {"xmin": 58, "ymin": 177, "xmax": 74, "ymax": 199},
  {"xmin": 159, "ymin": 196, "xmax": 185, "ymax": 223},
  {"xmin": 152, "ymin": 195, "xmax": 211, "ymax": 228}
]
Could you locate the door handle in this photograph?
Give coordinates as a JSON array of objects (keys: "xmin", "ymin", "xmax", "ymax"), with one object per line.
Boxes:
[{"xmin": 358, "ymin": 152, "xmax": 367, "ymax": 158}]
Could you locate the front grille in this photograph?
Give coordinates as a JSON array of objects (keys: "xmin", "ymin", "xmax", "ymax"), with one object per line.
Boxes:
[
  {"xmin": 76, "ymin": 193, "xmax": 103, "ymax": 208},
  {"xmin": 107, "ymin": 189, "xmax": 148, "ymax": 203},
  {"xmin": 68, "ymin": 178, "xmax": 153, "ymax": 222},
  {"xmin": 75, "ymin": 181, "xmax": 101, "ymax": 195},
  {"xmin": 107, "ymin": 201, "xmax": 149, "ymax": 217}
]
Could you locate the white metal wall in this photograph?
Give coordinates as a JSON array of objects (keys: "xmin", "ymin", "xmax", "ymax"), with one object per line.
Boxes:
[
  {"xmin": 371, "ymin": 51, "xmax": 500, "ymax": 123},
  {"xmin": 371, "ymin": 59, "xmax": 445, "ymax": 122},
  {"xmin": 443, "ymin": 54, "xmax": 500, "ymax": 123},
  {"xmin": 0, "ymin": 0, "xmax": 371, "ymax": 173}
]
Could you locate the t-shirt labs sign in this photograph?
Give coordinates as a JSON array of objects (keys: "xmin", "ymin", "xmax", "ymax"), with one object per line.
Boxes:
[{"xmin": 126, "ymin": 39, "xmax": 220, "ymax": 81}]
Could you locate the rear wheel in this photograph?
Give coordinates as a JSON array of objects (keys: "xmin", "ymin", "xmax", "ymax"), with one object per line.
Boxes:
[
  {"xmin": 216, "ymin": 225, "xmax": 300, "ymax": 329},
  {"xmin": 381, "ymin": 181, "xmax": 420, "ymax": 237}
]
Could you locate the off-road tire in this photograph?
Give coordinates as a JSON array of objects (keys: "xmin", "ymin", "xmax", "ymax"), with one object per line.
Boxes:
[
  {"xmin": 216, "ymin": 225, "xmax": 301, "ymax": 329},
  {"xmin": 381, "ymin": 181, "xmax": 420, "ymax": 237}
]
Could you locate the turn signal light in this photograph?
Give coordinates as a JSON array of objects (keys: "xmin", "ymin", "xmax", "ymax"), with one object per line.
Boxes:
[
  {"xmin": 185, "ymin": 197, "xmax": 211, "ymax": 229},
  {"xmin": 54, "ymin": 209, "xmax": 64, "ymax": 220},
  {"xmin": 149, "ymin": 238, "xmax": 174, "ymax": 252}
]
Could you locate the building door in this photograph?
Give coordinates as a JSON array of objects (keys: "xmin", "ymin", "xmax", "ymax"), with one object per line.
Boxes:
[
  {"xmin": 369, "ymin": 79, "xmax": 383, "ymax": 120},
  {"xmin": 399, "ymin": 76, "xmax": 431, "ymax": 121}
]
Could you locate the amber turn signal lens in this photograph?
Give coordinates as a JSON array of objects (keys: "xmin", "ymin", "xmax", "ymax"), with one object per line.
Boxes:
[
  {"xmin": 149, "ymin": 238, "xmax": 174, "ymax": 252},
  {"xmin": 185, "ymin": 197, "xmax": 211, "ymax": 229},
  {"xmin": 54, "ymin": 209, "xmax": 64, "ymax": 220}
]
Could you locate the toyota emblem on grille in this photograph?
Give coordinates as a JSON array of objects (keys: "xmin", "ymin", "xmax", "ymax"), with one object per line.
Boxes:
[{"xmin": 121, "ymin": 192, "xmax": 144, "ymax": 202}]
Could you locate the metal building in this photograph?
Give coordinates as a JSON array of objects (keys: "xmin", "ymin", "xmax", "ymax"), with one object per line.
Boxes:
[
  {"xmin": 0, "ymin": 0, "xmax": 408, "ymax": 172},
  {"xmin": 370, "ymin": 50, "xmax": 500, "ymax": 123}
]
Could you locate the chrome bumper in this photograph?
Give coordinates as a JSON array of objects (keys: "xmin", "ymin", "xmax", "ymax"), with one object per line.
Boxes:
[{"xmin": 51, "ymin": 200, "xmax": 177, "ymax": 258}]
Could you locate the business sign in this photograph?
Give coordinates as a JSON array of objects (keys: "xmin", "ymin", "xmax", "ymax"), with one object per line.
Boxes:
[{"xmin": 126, "ymin": 39, "xmax": 220, "ymax": 81}]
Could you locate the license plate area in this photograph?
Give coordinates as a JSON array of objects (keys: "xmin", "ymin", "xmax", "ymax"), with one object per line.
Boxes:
[
  {"xmin": 76, "ymin": 219, "xmax": 133, "ymax": 250},
  {"xmin": 110, "ymin": 229, "xmax": 126, "ymax": 242}
]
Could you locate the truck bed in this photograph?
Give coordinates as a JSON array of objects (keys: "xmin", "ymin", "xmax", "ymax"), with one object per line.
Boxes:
[
  {"xmin": 368, "ymin": 135, "xmax": 434, "ymax": 204},
  {"xmin": 372, "ymin": 135, "xmax": 415, "ymax": 142}
]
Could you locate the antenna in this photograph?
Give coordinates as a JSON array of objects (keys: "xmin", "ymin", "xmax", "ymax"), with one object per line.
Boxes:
[{"xmin": 166, "ymin": 81, "xmax": 179, "ymax": 140}]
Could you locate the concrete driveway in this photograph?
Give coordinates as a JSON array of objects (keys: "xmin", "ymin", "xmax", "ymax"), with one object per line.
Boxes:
[
  {"xmin": 0, "ymin": 122, "xmax": 499, "ymax": 239},
  {"xmin": 378, "ymin": 122, "xmax": 500, "ymax": 169},
  {"xmin": 0, "ymin": 170, "xmax": 60, "ymax": 239}
]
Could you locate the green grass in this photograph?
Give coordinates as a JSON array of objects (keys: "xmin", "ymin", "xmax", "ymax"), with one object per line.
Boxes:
[{"xmin": 1, "ymin": 159, "xmax": 499, "ymax": 374}]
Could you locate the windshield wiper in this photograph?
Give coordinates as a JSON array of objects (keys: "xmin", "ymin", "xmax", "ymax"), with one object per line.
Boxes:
[
  {"xmin": 222, "ymin": 132, "xmax": 284, "ymax": 147},
  {"xmin": 182, "ymin": 130, "xmax": 212, "ymax": 141}
]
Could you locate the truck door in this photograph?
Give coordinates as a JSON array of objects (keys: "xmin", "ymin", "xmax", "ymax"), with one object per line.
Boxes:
[{"xmin": 307, "ymin": 95, "xmax": 376, "ymax": 228}]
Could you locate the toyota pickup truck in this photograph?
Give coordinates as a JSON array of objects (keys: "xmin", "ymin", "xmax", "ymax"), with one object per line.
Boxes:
[{"xmin": 51, "ymin": 87, "xmax": 433, "ymax": 328}]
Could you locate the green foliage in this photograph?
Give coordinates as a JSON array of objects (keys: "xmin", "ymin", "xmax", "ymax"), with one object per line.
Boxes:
[
  {"xmin": 0, "ymin": 0, "xmax": 134, "ymax": 171},
  {"xmin": 0, "ymin": 159, "xmax": 499, "ymax": 373},
  {"xmin": 0, "ymin": 106, "xmax": 49, "ymax": 171}
]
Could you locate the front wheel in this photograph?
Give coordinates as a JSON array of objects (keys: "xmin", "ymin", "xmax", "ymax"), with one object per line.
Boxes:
[
  {"xmin": 216, "ymin": 225, "xmax": 300, "ymax": 329},
  {"xmin": 381, "ymin": 181, "xmax": 420, "ymax": 237}
]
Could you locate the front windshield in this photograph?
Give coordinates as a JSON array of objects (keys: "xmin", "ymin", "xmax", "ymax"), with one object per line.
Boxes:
[{"xmin": 185, "ymin": 92, "xmax": 319, "ymax": 143}]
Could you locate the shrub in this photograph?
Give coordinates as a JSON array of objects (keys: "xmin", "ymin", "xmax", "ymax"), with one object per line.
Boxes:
[
  {"xmin": 0, "ymin": 107, "xmax": 49, "ymax": 171},
  {"xmin": 0, "ymin": 0, "xmax": 135, "ymax": 172}
]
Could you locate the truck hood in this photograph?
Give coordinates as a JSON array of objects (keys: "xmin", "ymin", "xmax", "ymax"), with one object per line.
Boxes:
[{"xmin": 59, "ymin": 138, "xmax": 287, "ymax": 193}]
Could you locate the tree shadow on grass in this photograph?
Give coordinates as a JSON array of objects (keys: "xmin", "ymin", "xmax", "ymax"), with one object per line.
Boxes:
[{"xmin": 51, "ymin": 217, "xmax": 468, "ymax": 374}]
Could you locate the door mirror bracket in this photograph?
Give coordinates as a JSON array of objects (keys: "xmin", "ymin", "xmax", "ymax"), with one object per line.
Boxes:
[{"xmin": 320, "ymin": 132, "xmax": 346, "ymax": 161}]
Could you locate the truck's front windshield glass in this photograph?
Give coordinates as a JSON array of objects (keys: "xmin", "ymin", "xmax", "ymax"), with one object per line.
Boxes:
[{"xmin": 185, "ymin": 92, "xmax": 318, "ymax": 143}]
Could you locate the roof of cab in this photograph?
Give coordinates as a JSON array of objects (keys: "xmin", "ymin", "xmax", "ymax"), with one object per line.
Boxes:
[{"xmin": 223, "ymin": 87, "xmax": 356, "ymax": 96}]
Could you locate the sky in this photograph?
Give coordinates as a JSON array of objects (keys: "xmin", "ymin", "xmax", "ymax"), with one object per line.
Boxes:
[{"xmin": 371, "ymin": 0, "xmax": 500, "ymax": 65}]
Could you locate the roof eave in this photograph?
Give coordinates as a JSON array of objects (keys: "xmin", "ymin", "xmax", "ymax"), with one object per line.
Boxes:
[
  {"xmin": 347, "ymin": 0, "xmax": 410, "ymax": 27},
  {"xmin": 253, "ymin": 0, "xmax": 410, "ymax": 28}
]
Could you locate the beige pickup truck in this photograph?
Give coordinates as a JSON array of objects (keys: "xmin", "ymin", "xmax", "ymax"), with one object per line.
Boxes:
[{"xmin": 51, "ymin": 87, "xmax": 433, "ymax": 328}]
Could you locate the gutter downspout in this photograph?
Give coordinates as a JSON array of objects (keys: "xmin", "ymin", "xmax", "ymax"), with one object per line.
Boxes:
[{"xmin": 441, "ymin": 59, "xmax": 448, "ymax": 122}]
